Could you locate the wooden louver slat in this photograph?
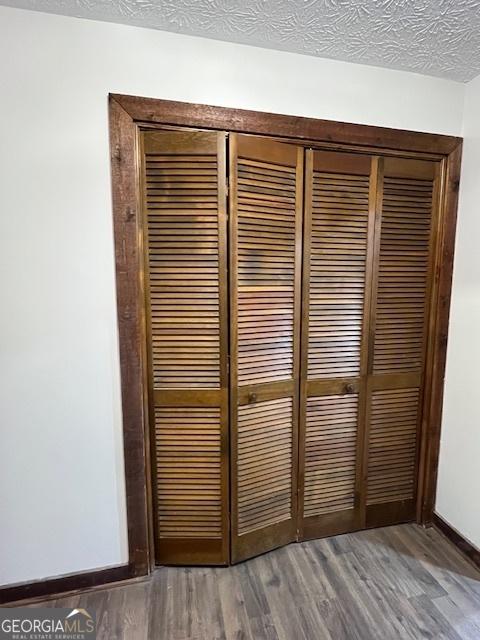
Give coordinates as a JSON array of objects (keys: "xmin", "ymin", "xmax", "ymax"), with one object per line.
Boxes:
[
  {"xmin": 142, "ymin": 130, "xmax": 229, "ymax": 565},
  {"xmin": 367, "ymin": 389, "xmax": 420, "ymax": 505},
  {"xmin": 145, "ymin": 145, "xmax": 221, "ymax": 389},
  {"xmin": 236, "ymin": 156, "xmax": 298, "ymax": 386},
  {"xmin": 230, "ymin": 134, "xmax": 302, "ymax": 563},
  {"xmin": 155, "ymin": 407, "xmax": 222, "ymax": 538},
  {"xmin": 373, "ymin": 170, "xmax": 434, "ymax": 375},
  {"xmin": 237, "ymin": 398, "xmax": 293, "ymax": 535},
  {"xmin": 307, "ymin": 164, "xmax": 370, "ymax": 379},
  {"xmin": 304, "ymin": 394, "xmax": 359, "ymax": 518}
]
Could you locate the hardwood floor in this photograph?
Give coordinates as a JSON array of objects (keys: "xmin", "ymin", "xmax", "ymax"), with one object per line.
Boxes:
[{"xmin": 27, "ymin": 524, "xmax": 480, "ymax": 639}]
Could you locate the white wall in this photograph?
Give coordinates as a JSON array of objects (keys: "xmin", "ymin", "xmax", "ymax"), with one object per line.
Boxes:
[
  {"xmin": 436, "ymin": 74, "xmax": 480, "ymax": 548},
  {"xmin": 0, "ymin": 5, "xmax": 466, "ymax": 586}
]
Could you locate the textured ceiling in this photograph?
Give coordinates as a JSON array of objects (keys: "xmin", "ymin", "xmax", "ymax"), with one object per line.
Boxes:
[{"xmin": 3, "ymin": 0, "xmax": 480, "ymax": 82}]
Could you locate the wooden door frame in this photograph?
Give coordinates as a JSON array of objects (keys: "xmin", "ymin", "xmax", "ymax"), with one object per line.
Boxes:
[{"xmin": 108, "ymin": 92, "xmax": 462, "ymax": 578}]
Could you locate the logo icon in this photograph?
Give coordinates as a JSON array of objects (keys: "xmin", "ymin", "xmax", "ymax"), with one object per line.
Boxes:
[{"xmin": 0, "ymin": 607, "xmax": 96, "ymax": 639}]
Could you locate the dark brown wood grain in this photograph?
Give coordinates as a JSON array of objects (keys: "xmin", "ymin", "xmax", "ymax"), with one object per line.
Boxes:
[
  {"xmin": 298, "ymin": 148, "xmax": 373, "ymax": 540},
  {"xmin": 0, "ymin": 565, "xmax": 133, "ymax": 606},
  {"xmin": 109, "ymin": 96, "xmax": 150, "ymax": 577},
  {"xmin": 141, "ymin": 129, "xmax": 230, "ymax": 565},
  {"xmin": 418, "ymin": 143, "xmax": 463, "ymax": 525},
  {"xmin": 229, "ymin": 134, "xmax": 302, "ymax": 563},
  {"xmin": 111, "ymin": 94, "xmax": 461, "ymax": 155},
  {"xmin": 433, "ymin": 513, "xmax": 480, "ymax": 571},
  {"xmin": 358, "ymin": 156, "xmax": 383, "ymax": 528},
  {"xmin": 364, "ymin": 156, "xmax": 439, "ymax": 528}
]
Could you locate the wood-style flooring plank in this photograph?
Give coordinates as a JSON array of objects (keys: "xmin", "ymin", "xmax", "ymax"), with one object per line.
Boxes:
[{"xmin": 23, "ymin": 524, "xmax": 480, "ymax": 640}]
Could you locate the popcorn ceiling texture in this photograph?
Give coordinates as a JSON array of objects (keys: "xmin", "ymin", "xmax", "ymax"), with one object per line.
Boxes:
[{"xmin": 3, "ymin": 0, "xmax": 480, "ymax": 81}]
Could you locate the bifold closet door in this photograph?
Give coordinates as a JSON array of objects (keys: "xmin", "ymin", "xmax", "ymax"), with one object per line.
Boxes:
[
  {"xmin": 141, "ymin": 128, "xmax": 440, "ymax": 564},
  {"xmin": 298, "ymin": 150, "xmax": 376, "ymax": 540},
  {"xmin": 229, "ymin": 134, "xmax": 303, "ymax": 563},
  {"xmin": 141, "ymin": 130, "xmax": 229, "ymax": 565},
  {"xmin": 365, "ymin": 157, "xmax": 439, "ymax": 527}
]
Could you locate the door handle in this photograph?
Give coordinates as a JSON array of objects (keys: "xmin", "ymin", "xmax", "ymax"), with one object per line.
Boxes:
[
  {"xmin": 248, "ymin": 392, "xmax": 258, "ymax": 404},
  {"xmin": 344, "ymin": 383, "xmax": 355, "ymax": 394}
]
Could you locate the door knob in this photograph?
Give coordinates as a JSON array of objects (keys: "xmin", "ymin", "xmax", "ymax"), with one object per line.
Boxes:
[
  {"xmin": 344, "ymin": 383, "xmax": 355, "ymax": 394},
  {"xmin": 248, "ymin": 392, "xmax": 257, "ymax": 404}
]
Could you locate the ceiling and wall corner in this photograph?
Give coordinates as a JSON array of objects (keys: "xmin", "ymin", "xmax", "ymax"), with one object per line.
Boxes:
[
  {"xmin": 1, "ymin": 0, "xmax": 480, "ymax": 82},
  {"xmin": 0, "ymin": 1, "xmax": 476, "ymax": 587}
]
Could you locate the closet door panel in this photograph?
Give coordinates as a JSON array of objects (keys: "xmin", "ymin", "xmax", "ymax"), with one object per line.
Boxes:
[
  {"xmin": 237, "ymin": 397, "xmax": 294, "ymax": 537},
  {"xmin": 142, "ymin": 131, "xmax": 229, "ymax": 565},
  {"xmin": 366, "ymin": 157, "xmax": 438, "ymax": 527},
  {"xmin": 299, "ymin": 150, "xmax": 374, "ymax": 540},
  {"xmin": 230, "ymin": 134, "xmax": 303, "ymax": 563},
  {"xmin": 373, "ymin": 158, "xmax": 435, "ymax": 376},
  {"xmin": 303, "ymin": 392, "xmax": 360, "ymax": 537}
]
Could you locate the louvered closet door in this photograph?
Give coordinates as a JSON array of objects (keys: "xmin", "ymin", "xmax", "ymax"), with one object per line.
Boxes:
[
  {"xmin": 141, "ymin": 131, "xmax": 229, "ymax": 565},
  {"xmin": 365, "ymin": 157, "xmax": 439, "ymax": 528},
  {"xmin": 230, "ymin": 134, "xmax": 303, "ymax": 563},
  {"xmin": 298, "ymin": 150, "xmax": 375, "ymax": 540}
]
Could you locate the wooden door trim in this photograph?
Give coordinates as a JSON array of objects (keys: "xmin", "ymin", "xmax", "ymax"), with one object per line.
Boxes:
[
  {"xmin": 109, "ymin": 93, "xmax": 462, "ymax": 581},
  {"xmin": 111, "ymin": 94, "xmax": 460, "ymax": 155},
  {"xmin": 417, "ymin": 144, "xmax": 462, "ymax": 525},
  {"xmin": 109, "ymin": 96, "xmax": 152, "ymax": 578}
]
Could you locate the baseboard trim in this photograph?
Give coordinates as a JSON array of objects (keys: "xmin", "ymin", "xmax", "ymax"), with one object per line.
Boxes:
[
  {"xmin": 0, "ymin": 563, "xmax": 138, "ymax": 606},
  {"xmin": 432, "ymin": 512, "xmax": 480, "ymax": 571}
]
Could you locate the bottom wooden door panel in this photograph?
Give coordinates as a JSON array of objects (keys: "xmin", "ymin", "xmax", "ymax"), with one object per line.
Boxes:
[
  {"xmin": 237, "ymin": 398, "xmax": 294, "ymax": 535},
  {"xmin": 233, "ymin": 391, "xmax": 298, "ymax": 562},
  {"xmin": 365, "ymin": 376, "xmax": 422, "ymax": 528},
  {"xmin": 155, "ymin": 407, "xmax": 222, "ymax": 540},
  {"xmin": 153, "ymin": 400, "xmax": 229, "ymax": 564},
  {"xmin": 301, "ymin": 390, "xmax": 362, "ymax": 539}
]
